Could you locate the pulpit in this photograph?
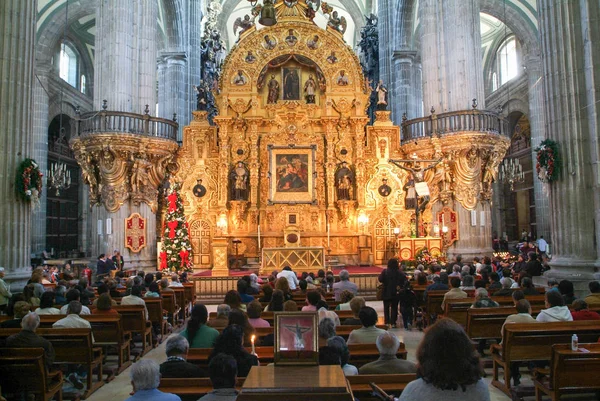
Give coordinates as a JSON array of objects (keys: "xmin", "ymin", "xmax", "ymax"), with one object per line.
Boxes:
[{"xmin": 237, "ymin": 365, "xmax": 353, "ymax": 401}]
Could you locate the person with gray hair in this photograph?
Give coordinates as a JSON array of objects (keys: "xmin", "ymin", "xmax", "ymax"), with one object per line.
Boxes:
[
  {"xmin": 0, "ymin": 266, "xmax": 12, "ymax": 313},
  {"xmin": 359, "ymin": 331, "xmax": 417, "ymax": 374},
  {"xmin": 6, "ymin": 312, "xmax": 55, "ymax": 370},
  {"xmin": 493, "ymin": 277, "xmax": 514, "ymax": 297},
  {"xmin": 160, "ymin": 335, "xmax": 205, "ymax": 378},
  {"xmin": 460, "ymin": 275, "xmax": 476, "ymax": 291},
  {"xmin": 332, "ymin": 269, "xmax": 358, "ymax": 301},
  {"xmin": 207, "ymin": 304, "xmax": 231, "ymax": 329},
  {"xmin": 449, "ymin": 265, "xmax": 462, "ymax": 277},
  {"xmin": 318, "ymin": 317, "xmax": 336, "ymax": 347},
  {"xmin": 125, "ymin": 360, "xmax": 181, "ymax": 401},
  {"xmin": 160, "ymin": 278, "xmax": 174, "ymax": 292},
  {"xmin": 472, "ymin": 288, "xmax": 499, "ymax": 308},
  {"xmin": 327, "ymin": 336, "xmax": 358, "ymax": 375},
  {"xmin": 169, "ymin": 274, "xmax": 184, "ymax": 288}
]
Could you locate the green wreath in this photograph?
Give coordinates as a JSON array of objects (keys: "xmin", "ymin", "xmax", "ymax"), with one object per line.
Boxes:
[
  {"xmin": 535, "ymin": 139, "xmax": 561, "ymax": 183},
  {"xmin": 16, "ymin": 158, "xmax": 43, "ymax": 202}
]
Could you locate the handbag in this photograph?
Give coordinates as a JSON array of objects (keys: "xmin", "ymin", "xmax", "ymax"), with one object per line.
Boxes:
[{"xmin": 376, "ymin": 283, "xmax": 384, "ymax": 301}]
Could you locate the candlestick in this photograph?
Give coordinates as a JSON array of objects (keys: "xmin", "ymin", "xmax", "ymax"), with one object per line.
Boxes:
[
  {"xmin": 257, "ymin": 225, "xmax": 261, "ymax": 250},
  {"xmin": 327, "ymin": 222, "xmax": 330, "ymax": 247},
  {"xmin": 251, "ymin": 335, "xmax": 256, "ymax": 355}
]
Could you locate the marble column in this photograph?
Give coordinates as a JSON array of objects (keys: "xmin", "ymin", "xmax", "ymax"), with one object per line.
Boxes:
[
  {"xmin": 31, "ymin": 66, "xmax": 50, "ymax": 256},
  {"xmin": 0, "ymin": 0, "xmax": 36, "ymax": 280},
  {"xmin": 524, "ymin": 56, "xmax": 551, "ymax": 242},
  {"xmin": 186, "ymin": 0, "xmax": 202, "ymax": 127},
  {"xmin": 538, "ymin": 0, "xmax": 600, "ymax": 281},
  {"xmin": 94, "ymin": 0, "xmax": 158, "ymax": 112},
  {"xmin": 392, "ymin": 51, "xmax": 423, "ymax": 122},
  {"xmin": 419, "ymin": 0, "xmax": 485, "ymax": 112},
  {"xmin": 377, "ymin": 0, "xmax": 393, "ymax": 93},
  {"xmin": 158, "ymin": 53, "xmax": 186, "ymax": 140}
]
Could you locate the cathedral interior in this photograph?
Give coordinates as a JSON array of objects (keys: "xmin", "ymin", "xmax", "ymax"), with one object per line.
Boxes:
[{"xmin": 0, "ymin": 0, "xmax": 599, "ymax": 292}]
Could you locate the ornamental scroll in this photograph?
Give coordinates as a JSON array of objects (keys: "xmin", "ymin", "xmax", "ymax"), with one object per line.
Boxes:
[{"xmin": 125, "ymin": 213, "xmax": 147, "ymax": 253}]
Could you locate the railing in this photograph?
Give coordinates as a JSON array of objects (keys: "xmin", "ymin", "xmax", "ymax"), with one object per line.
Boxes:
[
  {"xmin": 401, "ymin": 109, "xmax": 509, "ymax": 143},
  {"xmin": 75, "ymin": 110, "xmax": 178, "ymax": 141}
]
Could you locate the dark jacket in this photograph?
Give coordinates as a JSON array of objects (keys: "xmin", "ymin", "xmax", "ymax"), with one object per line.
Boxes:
[
  {"xmin": 6, "ymin": 329, "xmax": 55, "ymax": 371},
  {"xmin": 522, "ymin": 260, "xmax": 543, "ymax": 277},
  {"xmin": 378, "ymin": 269, "xmax": 406, "ymax": 301},
  {"xmin": 398, "ymin": 289, "xmax": 417, "ymax": 309},
  {"xmin": 159, "ymin": 359, "xmax": 206, "ymax": 378}
]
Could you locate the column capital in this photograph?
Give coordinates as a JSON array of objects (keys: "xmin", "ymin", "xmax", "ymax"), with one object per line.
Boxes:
[{"xmin": 159, "ymin": 52, "xmax": 188, "ymax": 65}]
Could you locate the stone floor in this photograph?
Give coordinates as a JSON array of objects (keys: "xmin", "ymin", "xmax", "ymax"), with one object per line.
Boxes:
[{"xmin": 83, "ymin": 301, "xmax": 544, "ymax": 401}]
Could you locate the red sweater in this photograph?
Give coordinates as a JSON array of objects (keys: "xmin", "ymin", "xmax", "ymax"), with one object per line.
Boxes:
[{"xmin": 571, "ymin": 310, "xmax": 600, "ymax": 321}]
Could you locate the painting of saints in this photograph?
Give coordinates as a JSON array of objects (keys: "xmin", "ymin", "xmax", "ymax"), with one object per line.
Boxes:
[
  {"xmin": 283, "ymin": 68, "xmax": 300, "ymax": 100},
  {"xmin": 276, "ymin": 155, "xmax": 309, "ymax": 192}
]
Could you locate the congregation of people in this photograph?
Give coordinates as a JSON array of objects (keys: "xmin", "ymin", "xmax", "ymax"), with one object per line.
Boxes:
[{"xmin": 1, "ymin": 246, "xmax": 600, "ymax": 401}]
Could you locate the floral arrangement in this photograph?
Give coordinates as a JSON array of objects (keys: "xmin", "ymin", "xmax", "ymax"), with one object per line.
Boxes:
[
  {"xmin": 535, "ymin": 139, "xmax": 561, "ymax": 183},
  {"xmin": 401, "ymin": 247, "xmax": 447, "ymax": 271},
  {"xmin": 16, "ymin": 158, "xmax": 43, "ymax": 203}
]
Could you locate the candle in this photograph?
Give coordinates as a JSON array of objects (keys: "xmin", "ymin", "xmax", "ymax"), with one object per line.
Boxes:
[
  {"xmin": 442, "ymin": 213, "xmax": 445, "ymax": 226},
  {"xmin": 257, "ymin": 225, "xmax": 261, "ymax": 250},
  {"xmin": 327, "ymin": 222, "xmax": 330, "ymax": 248},
  {"xmin": 251, "ymin": 335, "xmax": 256, "ymax": 355}
]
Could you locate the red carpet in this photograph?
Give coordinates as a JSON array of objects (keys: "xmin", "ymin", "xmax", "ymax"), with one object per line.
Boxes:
[{"xmin": 191, "ymin": 265, "xmax": 384, "ymax": 278}]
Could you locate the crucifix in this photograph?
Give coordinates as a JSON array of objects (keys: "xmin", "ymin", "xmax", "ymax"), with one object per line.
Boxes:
[{"xmin": 389, "ymin": 155, "xmax": 442, "ymax": 238}]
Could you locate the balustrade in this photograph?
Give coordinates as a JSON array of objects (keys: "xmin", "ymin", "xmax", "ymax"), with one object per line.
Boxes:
[{"xmin": 74, "ymin": 110, "xmax": 178, "ymax": 141}]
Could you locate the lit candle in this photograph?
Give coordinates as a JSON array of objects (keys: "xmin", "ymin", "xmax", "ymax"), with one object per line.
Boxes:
[
  {"xmin": 251, "ymin": 335, "xmax": 256, "ymax": 355},
  {"xmin": 257, "ymin": 225, "xmax": 261, "ymax": 250}
]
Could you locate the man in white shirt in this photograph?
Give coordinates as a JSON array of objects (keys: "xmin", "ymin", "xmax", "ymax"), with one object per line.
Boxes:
[
  {"xmin": 121, "ymin": 285, "xmax": 149, "ymax": 320},
  {"xmin": 277, "ymin": 266, "xmax": 299, "ymax": 290},
  {"xmin": 59, "ymin": 289, "xmax": 91, "ymax": 315},
  {"xmin": 537, "ymin": 236, "xmax": 548, "ymax": 256}
]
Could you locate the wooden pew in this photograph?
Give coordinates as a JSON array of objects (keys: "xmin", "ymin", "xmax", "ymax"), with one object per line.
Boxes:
[
  {"xmin": 490, "ymin": 320, "xmax": 600, "ymax": 397},
  {"xmin": 346, "ymin": 373, "xmax": 417, "ymax": 396},
  {"xmin": 533, "ymin": 343, "xmax": 600, "ymax": 401},
  {"xmin": 162, "ymin": 292, "xmax": 182, "ymax": 328},
  {"xmin": 114, "ymin": 305, "xmax": 153, "ymax": 356},
  {"xmin": 0, "ymin": 348, "xmax": 64, "ymax": 401},
  {"xmin": 347, "ymin": 342, "xmax": 407, "ymax": 365},
  {"xmin": 172, "ymin": 287, "xmax": 187, "ymax": 320},
  {"xmin": 466, "ymin": 306, "xmax": 542, "ymax": 341},
  {"xmin": 158, "ymin": 377, "xmax": 245, "ymax": 401},
  {"xmin": 187, "ymin": 346, "xmax": 273, "ymax": 367},
  {"xmin": 145, "ymin": 297, "xmax": 169, "ymax": 343},
  {"xmin": 183, "ymin": 283, "xmax": 196, "ymax": 316},
  {"xmin": 84, "ymin": 315, "xmax": 133, "ymax": 375}
]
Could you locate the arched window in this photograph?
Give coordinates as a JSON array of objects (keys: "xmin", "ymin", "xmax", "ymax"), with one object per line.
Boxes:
[
  {"xmin": 59, "ymin": 42, "xmax": 78, "ymax": 88},
  {"xmin": 497, "ymin": 36, "xmax": 518, "ymax": 86},
  {"xmin": 80, "ymin": 74, "xmax": 86, "ymax": 94},
  {"xmin": 492, "ymin": 72, "xmax": 498, "ymax": 92}
]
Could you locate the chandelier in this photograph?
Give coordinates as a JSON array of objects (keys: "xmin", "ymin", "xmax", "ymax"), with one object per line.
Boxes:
[
  {"xmin": 499, "ymin": 158, "xmax": 524, "ymax": 191},
  {"xmin": 47, "ymin": 161, "xmax": 71, "ymax": 196}
]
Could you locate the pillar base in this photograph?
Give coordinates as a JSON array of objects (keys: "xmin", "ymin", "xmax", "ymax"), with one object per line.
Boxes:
[
  {"xmin": 211, "ymin": 237, "xmax": 230, "ymax": 277},
  {"xmin": 533, "ymin": 257, "xmax": 600, "ymax": 298}
]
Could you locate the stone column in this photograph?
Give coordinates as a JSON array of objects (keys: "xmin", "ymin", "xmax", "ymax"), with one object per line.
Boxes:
[
  {"xmin": 186, "ymin": 0, "xmax": 202, "ymax": 126},
  {"xmin": 94, "ymin": 0, "xmax": 158, "ymax": 112},
  {"xmin": 31, "ymin": 66, "xmax": 50, "ymax": 256},
  {"xmin": 377, "ymin": 0, "xmax": 393, "ymax": 92},
  {"xmin": 419, "ymin": 0, "xmax": 485, "ymax": 112},
  {"xmin": 524, "ymin": 56, "xmax": 551, "ymax": 242},
  {"xmin": 537, "ymin": 0, "xmax": 600, "ymax": 283},
  {"xmin": 0, "ymin": 0, "xmax": 36, "ymax": 281},
  {"xmin": 158, "ymin": 53, "xmax": 186, "ymax": 140},
  {"xmin": 392, "ymin": 51, "xmax": 423, "ymax": 122}
]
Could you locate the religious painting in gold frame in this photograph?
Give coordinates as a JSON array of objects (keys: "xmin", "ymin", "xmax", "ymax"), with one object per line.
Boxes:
[
  {"xmin": 268, "ymin": 145, "xmax": 316, "ymax": 204},
  {"xmin": 274, "ymin": 311, "xmax": 319, "ymax": 365}
]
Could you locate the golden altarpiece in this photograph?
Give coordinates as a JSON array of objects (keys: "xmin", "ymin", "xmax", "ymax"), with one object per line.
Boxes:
[{"xmin": 174, "ymin": 1, "xmax": 510, "ymax": 275}]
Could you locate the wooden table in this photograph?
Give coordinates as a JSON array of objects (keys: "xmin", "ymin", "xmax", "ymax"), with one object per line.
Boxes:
[{"xmin": 237, "ymin": 365, "xmax": 354, "ymax": 401}]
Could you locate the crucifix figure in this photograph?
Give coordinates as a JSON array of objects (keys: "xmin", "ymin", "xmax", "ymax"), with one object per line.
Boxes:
[
  {"xmin": 282, "ymin": 322, "xmax": 312, "ymax": 350},
  {"xmin": 389, "ymin": 155, "xmax": 442, "ymax": 238}
]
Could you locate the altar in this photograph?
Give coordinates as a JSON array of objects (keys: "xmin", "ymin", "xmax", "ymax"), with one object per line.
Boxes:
[{"xmin": 261, "ymin": 247, "xmax": 325, "ymax": 274}]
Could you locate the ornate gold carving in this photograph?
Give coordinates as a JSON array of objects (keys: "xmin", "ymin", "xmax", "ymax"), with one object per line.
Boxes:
[{"xmin": 71, "ymin": 135, "xmax": 178, "ymax": 213}]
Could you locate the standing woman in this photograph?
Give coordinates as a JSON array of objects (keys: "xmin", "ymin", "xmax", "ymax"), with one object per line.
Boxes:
[{"xmin": 378, "ymin": 258, "xmax": 406, "ymax": 327}]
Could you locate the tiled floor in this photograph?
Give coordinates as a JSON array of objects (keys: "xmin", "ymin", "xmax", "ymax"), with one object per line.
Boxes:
[{"xmin": 84, "ymin": 301, "xmax": 520, "ymax": 401}]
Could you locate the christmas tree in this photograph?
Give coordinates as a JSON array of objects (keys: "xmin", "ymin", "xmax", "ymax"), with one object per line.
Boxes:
[{"xmin": 160, "ymin": 183, "xmax": 193, "ymax": 272}]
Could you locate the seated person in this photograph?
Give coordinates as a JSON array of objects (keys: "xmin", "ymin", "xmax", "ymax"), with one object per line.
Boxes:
[
  {"xmin": 6, "ymin": 312, "xmax": 55, "ymax": 371},
  {"xmin": 227, "ymin": 308, "xmax": 255, "ymax": 346},
  {"xmin": 92, "ymin": 284, "xmax": 117, "ymax": 307},
  {"xmin": 327, "ymin": 336, "xmax": 358, "ymax": 376},
  {"xmin": 224, "ymin": 290, "xmax": 246, "ymax": 312},
  {"xmin": 182, "ymin": 303, "xmax": 220, "ymax": 348},
  {"xmin": 346, "ymin": 306, "xmax": 387, "ymax": 344},
  {"xmin": 301, "ymin": 290, "xmax": 321, "ymax": 312},
  {"xmin": 0, "ymin": 301, "xmax": 31, "ymax": 328},
  {"xmin": 125, "ymin": 360, "xmax": 181, "ymax": 401},
  {"xmin": 169, "ymin": 274, "xmax": 184, "ymax": 288},
  {"xmin": 93, "ymin": 293, "xmax": 118, "ymax": 314},
  {"xmin": 359, "ymin": 331, "xmax": 417, "ymax": 374},
  {"xmin": 493, "ymin": 278, "xmax": 514, "ymax": 297},
  {"xmin": 283, "ymin": 300, "xmax": 298, "ymax": 311},
  {"xmin": 558, "ymin": 279, "xmax": 577, "ymax": 305},
  {"xmin": 144, "ymin": 282, "xmax": 161, "ymax": 298},
  {"xmin": 521, "ymin": 277, "xmax": 539, "ymax": 296},
  {"xmin": 207, "ymin": 304, "xmax": 231, "ymax": 329},
  {"xmin": 159, "ymin": 335, "xmax": 206, "ymax": 378},
  {"xmin": 460, "ymin": 275, "xmax": 476, "ymax": 291},
  {"xmin": 247, "ymin": 300, "xmax": 270, "ymax": 328},
  {"xmin": 441, "ymin": 277, "xmax": 467, "ymax": 310},
  {"xmin": 343, "ymin": 296, "xmax": 365, "ymax": 325},
  {"xmin": 35, "ymin": 291, "xmax": 61, "ymax": 315},
  {"xmin": 265, "ymin": 289, "xmax": 285, "ymax": 312},
  {"xmin": 60, "ymin": 289, "xmax": 91, "ymax": 315},
  {"xmin": 536, "ymin": 290, "xmax": 573, "ymax": 322},
  {"xmin": 471, "ymin": 288, "xmax": 499, "ymax": 308},
  {"xmin": 488, "ymin": 272, "xmax": 502, "ymax": 291},
  {"xmin": 571, "ymin": 299, "xmax": 600, "ymax": 321},
  {"xmin": 198, "ymin": 353, "xmax": 239, "ymax": 401},
  {"xmin": 237, "ymin": 279, "xmax": 254, "ymax": 304},
  {"xmin": 584, "ymin": 281, "xmax": 600, "ymax": 309},
  {"xmin": 318, "ymin": 317, "xmax": 336, "ymax": 348},
  {"xmin": 208, "ymin": 325, "xmax": 258, "ymax": 378},
  {"xmin": 335, "ymin": 290, "xmax": 354, "ymax": 311},
  {"xmin": 160, "ymin": 278, "xmax": 174, "ymax": 293},
  {"xmin": 257, "ymin": 284, "xmax": 273, "ymax": 303},
  {"xmin": 121, "ymin": 285, "xmax": 149, "ymax": 319},
  {"xmin": 54, "ymin": 301, "xmax": 92, "ymax": 330},
  {"xmin": 501, "ymin": 299, "xmax": 536, "ymax": 335},
  {"xmin": 332, "ymin": 269, "xmax": 358, "ymax": 301}
]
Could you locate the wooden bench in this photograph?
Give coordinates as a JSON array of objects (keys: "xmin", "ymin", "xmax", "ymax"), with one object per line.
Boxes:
[
  {"xmin": 347, "ymin": 342, "xmax": 407, "ymax": 365},
  {"xmin": 145, "ymin": 298, "xmax": 169, "ymax": 343},
  {"xmin": 158, "ymin": 377, "xmax": 245, "ymax": 400},
  {"xmin": 533, "ymin": 343, "xmax": 600, "ymax": 401},
  {"xmin": 187, "ymin": 346, "xmax": 273, "ymax": 367},
  {"xmin": 346, "ymin": 373, "xmax": 417, "ymax": 396},
  {"xmin": 491, "ymin": 320, "xmax": 600, "ymax": 397},
  {"xmin": 466, "ymin": 306, "xmax": 542, "ymax": 341},
  {"xmin": 172, "ymin": 287, "xmax": 187, "ymax": 320},
  {"xmin": 84, "ymin": 315, "xmax": 133, "ymax": 375},
  {"xmin": 162, "ymin": 292, "xmax": 182, "ymax": 328},
  {"xmin": 0, "ymin": 348, "xmax": 64, "ymax": 401},
  {"xmin": 183, "ymin": 283, "xmax": 196, "ymax": 316},
  {"xmin": 114, "ymin": 305, "xmax": 153, "ymax": 356}
]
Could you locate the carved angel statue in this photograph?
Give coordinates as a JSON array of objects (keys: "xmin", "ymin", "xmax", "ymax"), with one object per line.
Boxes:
[
  {"xmin": 327, "ymin": 10, "xmax": 347, "ymax": 34},
  {"xmin": 305, "ymin": 0, "xmax": 321, "ymax": 19},
  {"xmin": 233, "ymin": 14, "xmax": 254, "ymax": 36}
]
